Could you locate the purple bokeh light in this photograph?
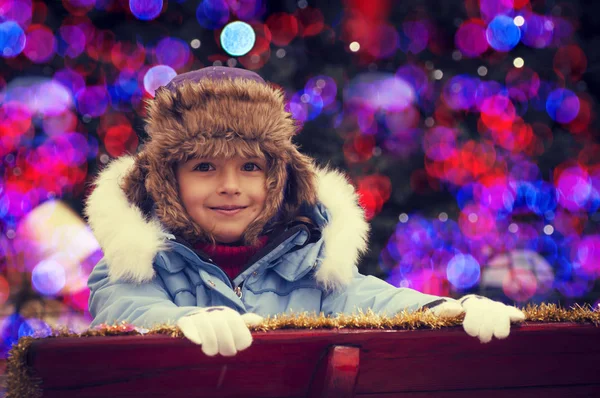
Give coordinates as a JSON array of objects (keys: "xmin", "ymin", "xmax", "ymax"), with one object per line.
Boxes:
[
  {"xmin": 129, "ymin": 0, "xmax": 163, "ymax": 21},
  {"xmin": 520, "ymin": 12, "xmax": 554, "ymax": 49},
  {"xmin": 399, "ymin": 20, "xmax": 429, "ymax": 55},
  {"xmin": 24, "ymin": 25, "xmax": 56, "ymax": 63},
  {"xmin": 155, "ymin": 37, "xmax": 191, "ymax": 70},
  {"xmin": 0, "ymin": 0, "xmax": 32, "ymax": 27},
  {"xmin": 479, "ymin": 0, "xmax": 514, "ymax": 23},
  {"xmin": 57, "ymin": 25, "xmax": 86, "ymax": 58},
  {"xmin": 546, "ymin": 88, "xmax": 580, "ymax": 124},
  {"xmin": 31, "ymin": 259, "xmax": 66, "ymax": 296},
  {"xmin": 304, "ymin": 75, "xmax": 337, "ymax": 107},
  {"xmin": 446, "ymin": 254, "xmax": 481, "ymax": 290},
  {"xmin": 345, "ymin": 73, "xmax": 416, "ymax": 112},
  {"xmin": 75, "ymin": 85, "xmax": 109, "ymax": 117},
  {"xmin": 556, "ymin": 166, "xmax": 592, "ymax": 212},
  {"xmin": 423, "ymin": 126, "xmax": 457, "ymax": 161},
  {"xmin": 455, "ymin": 20, "xmax": 489, "ymax": 58},
  {"xmin": 442, "ymin": 75, "xmax": 478, "ymax": 110},
  {"xmin": 143, "ymin": 65, "xmax": 177, "ymax": 96},
  {"xmin": 289, "ymin": 90, "xmax": 324, "ymax": 123},
  {"xmin": 196, "ymin": 0, "xmax": 230, "ymax": 29}
]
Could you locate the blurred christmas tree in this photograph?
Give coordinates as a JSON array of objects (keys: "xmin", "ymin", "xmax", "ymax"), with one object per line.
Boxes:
[{"xmin": 0, "ymin": 0, "xmax": 599, "ymax": 357}]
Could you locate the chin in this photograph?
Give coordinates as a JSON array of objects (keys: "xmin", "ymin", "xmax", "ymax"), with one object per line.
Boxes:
[{"xmin": 214, "ymin": 232, "xmax": 245, "ymax": 244}]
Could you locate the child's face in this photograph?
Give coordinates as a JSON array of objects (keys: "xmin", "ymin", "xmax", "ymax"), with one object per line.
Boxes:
[{"xmin": 176, "ymin": 155, "xmax": 268, "ymax": 244}]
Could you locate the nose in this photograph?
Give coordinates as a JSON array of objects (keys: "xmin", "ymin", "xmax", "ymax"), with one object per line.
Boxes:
[{"xmin": 217, "ymin": 168, "xmax": 241, "ymax": 195}]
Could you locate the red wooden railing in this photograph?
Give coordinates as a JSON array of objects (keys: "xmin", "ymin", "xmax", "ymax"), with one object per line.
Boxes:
[{"xmin": 18, "ymin": 323, "xmax": 600, "ymax": 397}]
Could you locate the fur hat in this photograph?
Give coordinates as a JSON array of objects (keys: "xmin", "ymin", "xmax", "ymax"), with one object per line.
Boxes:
[{"xmin": 121, "ymin": 66, "xmax": 318, "ymax": 246}]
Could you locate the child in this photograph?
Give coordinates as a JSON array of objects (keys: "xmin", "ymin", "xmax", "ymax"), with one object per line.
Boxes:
[{"xmin": 86, "ymin": 66, "xmax": 524, "ymax": 357}]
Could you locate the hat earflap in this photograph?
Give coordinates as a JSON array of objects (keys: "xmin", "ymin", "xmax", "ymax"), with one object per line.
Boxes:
[
  {"xmin": 121, "ymin": 151, "xmax": 155, "ymax": 219},
  {"xmin": 283, "ymin": 148, "xmax": 318, "ymax": 215}
]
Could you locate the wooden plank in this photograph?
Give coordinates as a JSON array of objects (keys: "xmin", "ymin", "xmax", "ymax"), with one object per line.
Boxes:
[
  {"xmin": 308, "ymin": 346, "xmax": 360, "ymax": 398},
  {"xmin": 21, "ymin": 324, "xmax": 600, "ymax": 398},
  {"xmin": 40, "ymin": 366, "xmax": 309, "ymax": 398},
  {"xmin": 358, "ymin": 384, "xmax": 600, "ymax": 397},
  {"xmin": 30, "ymin": 334, "xmax": 325, "ymax": 398},
  {"xmin": 355, "ymin": 325, "xmax": 600, "ymax": 394}
]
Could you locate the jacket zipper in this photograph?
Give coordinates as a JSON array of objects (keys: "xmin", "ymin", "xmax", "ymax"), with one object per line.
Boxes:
[
  {"xmin": 169, "ymin": 223, "xmax": 311, "ymax": 297},
  {"xmin": 234, "ymin": 284, "xmax": 243, "ymax": 298},
  {"xmin": 170, "ymin": 241, "xmax": 234, "ymax": 289}
]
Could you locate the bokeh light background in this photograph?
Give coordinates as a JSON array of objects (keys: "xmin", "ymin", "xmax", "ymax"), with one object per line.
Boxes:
[{"xmin": 0, "ymin": 0, "xmax": 599, "ymax": 356}]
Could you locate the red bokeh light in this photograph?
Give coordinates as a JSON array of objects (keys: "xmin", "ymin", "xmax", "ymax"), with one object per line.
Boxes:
[
  {"xmin": 87, "ymin": 29, "xmax": 116, "ymax": 62},
  {"xmin": 296, "ymin": 7, "xmax": 325, "ymax": 37},
  {"xmin": 266, "ymin": 13, "xmax": 299, "ymax": 46},
  {"xmin": 502, "ymin": 268, "xmax": 537, "ymax": 302},
  {"xmin": 506, "ymin": 67, "xmax": 540, "ymax": 99},
  {"xmin": 103, "ymin": 125, "xmax": 139, "ymax": 157},
  {"xmin": 567, "ymin": 95, "xmax": 593, "ymax": 135},
  {"xmin": 62, "ymin": 0, "xmax": 95, "ymax": 16},
  {"xmin": 459, "ymin": 140, "xmax": 496, "ymax": 178},
  {"xmin": 480, "ymin": 94, "xmax": 517, "ymax": 132},
  {"xmin": 238, "ymin": 36, "xmax": 271, "ymax": 70},
  {"xmin": 490, "ymin": 118, "xmax": 534, "ymax": 152},
  {"xmin": 458, "ymin": 203, "xmax": 497, "ymax": 241},
  {"xmin": 553, "ymin": 45, "xmax": 587, "ymax": 82},
  {"xmin": 343, "ymin": 134, "xmax": 375, "ymax": 163},
  {"xmin": 356, "ymin": 174, "xmax": 391, "ymax": 220},
  {"xmin": 111, "ymin": 41, "xmax": 146, "ymax": 71}
]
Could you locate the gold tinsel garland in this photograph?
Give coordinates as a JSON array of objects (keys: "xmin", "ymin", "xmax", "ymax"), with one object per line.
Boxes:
[{"xmin": 5, "ymin": 303, "xmax": 600, "ymax": 398}]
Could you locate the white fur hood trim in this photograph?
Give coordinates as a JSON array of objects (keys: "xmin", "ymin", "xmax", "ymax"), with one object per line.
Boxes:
[{"xmin": 86, "ymin": 156, "xmax": 370, "ymax": 289}]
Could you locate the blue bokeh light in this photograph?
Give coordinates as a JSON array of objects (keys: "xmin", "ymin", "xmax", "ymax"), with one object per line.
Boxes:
[
  {"xmin": 31, "ymin": 259, "xmax": 66, "ymax": 296},
  {"xmin": 546, "ymin": 88, "xmax": 580, "ymax": 124},
  {"xmin": 0, "ymin": 21, "xmax": 26, "ymax": 58},
  {"xmin": 196, "ymin": 0, "xmax": 230, "ymax": 29},
  {"xmin": 526, "ymin": 181, "xmax": 558, "ymax": 215},
  {"xmin": 443, "ymin": 75, "xmax": 478, "ymax": 110},
  {"xmin": 455, "ymin": 184, "xmax": 475, "ymax": 210},
  {"xmin": 446, "ymin": 253, "xmax": 481, "ymax": 289},
  {"xmin": 18, "ymin": 318, "xmax": 52, "ymax": 339},
  {"xmin": 521, "ymin": 13, "xmax": 554, "ymax": 49},
  {"xmin": 129, "ymin": 0, "xmax": 163, "ymax": 21},
  {"xmin": 486, "ymin": 15, "xmax": 521, "ymax": 52},
  {"xmin": 305, "ymin": 76, "xmax": 338, "ymax": 107},
  {"xmin": 289, "ymin": 90, "xmax": 324, "ymax": 122},
  {"xmin": 1, "ymin": 314, "xmax": 25, "ymax": 356},
  {"xmin": 220, "ymin": 21, "xmax": 256, "ymax": 57}
]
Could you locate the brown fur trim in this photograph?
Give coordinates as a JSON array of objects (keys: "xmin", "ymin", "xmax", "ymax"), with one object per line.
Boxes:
[
  {"xmin": 145, "ymin": 78, "xmax": 296, "ymax": 150},
  {"xmin": 121, "ymin": 151, "xmax": 154, "ymax": 218},
  {"xmin": 124, "ymin": 77, "xmax": 318, "ymax": 245}
]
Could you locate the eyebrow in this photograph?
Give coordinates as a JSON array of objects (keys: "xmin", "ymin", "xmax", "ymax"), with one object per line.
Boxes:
[{"xmin": 187, "ymin": 156, "xmax": 265, "ymax": 163}]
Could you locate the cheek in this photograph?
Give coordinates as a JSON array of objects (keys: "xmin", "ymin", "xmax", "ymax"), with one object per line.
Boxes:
[
  {"xmin": 179, "ymin": 178, "xmax": 209, "ymax": 209},
  {"xmin": 254, "ymin": 185, "xmax": 268, "ymax": 209}
]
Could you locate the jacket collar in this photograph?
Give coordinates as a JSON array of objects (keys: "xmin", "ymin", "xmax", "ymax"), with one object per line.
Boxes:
[{"xmin": 85, "ymin": 156, "xmax": 370, "ymax": 290}]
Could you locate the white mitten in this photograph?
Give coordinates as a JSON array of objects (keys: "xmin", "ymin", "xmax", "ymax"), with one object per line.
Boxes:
[
  {"xmin": 459, "ymin": 295, "xmax": 525, "ymax": 343},
  {"xmin": 427, "ymin": 299, "xmax": 465, "ymax": 318},
  {"xmin": 177, "ymin": 306, "xmax": 264, "ymax": 356}
]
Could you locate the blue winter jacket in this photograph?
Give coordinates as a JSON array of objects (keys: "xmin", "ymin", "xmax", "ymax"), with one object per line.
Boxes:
[{"xmin": 86, "ymin": 157, "xmax": 448, "ymax": 328}]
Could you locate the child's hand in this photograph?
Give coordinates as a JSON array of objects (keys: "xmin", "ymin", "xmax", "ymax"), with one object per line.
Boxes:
[
  {"xmin": 428, "ymin": 300, "xmax": 464, "ymax": 318},
  {"xmin": 429, "ymin": 296, "xmax": 525, "ymax": 343},
  {"xmin": 177, "ymin": 306, "xmax": 264, "ymax": 356},
  {"xmin": 459, "ymin": 295, "xmax": 525, "ymax": 343}
]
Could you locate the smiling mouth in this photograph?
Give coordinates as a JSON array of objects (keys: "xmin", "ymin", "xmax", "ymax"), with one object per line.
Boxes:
[
  {"xmin": 209, "ymin": 206, "xmax": 247, "ymax": 215},
  {"xmin": 210, "ymin": 206, "xmax": 247, "ymax": 210}
]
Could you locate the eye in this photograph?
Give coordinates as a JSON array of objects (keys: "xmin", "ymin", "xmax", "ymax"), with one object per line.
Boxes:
[
  {"xmin": 193, "ymin": 163, "xmax": 215, "ymax": 172},
  {"xmin": 242, "ymin": 162, "xmax": 262, "ymax": 172}
]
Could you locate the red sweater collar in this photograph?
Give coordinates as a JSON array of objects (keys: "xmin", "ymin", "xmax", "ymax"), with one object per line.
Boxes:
[{"xmin": 194, "ymin": 236, "xmax": 269, "ymax": 281}]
